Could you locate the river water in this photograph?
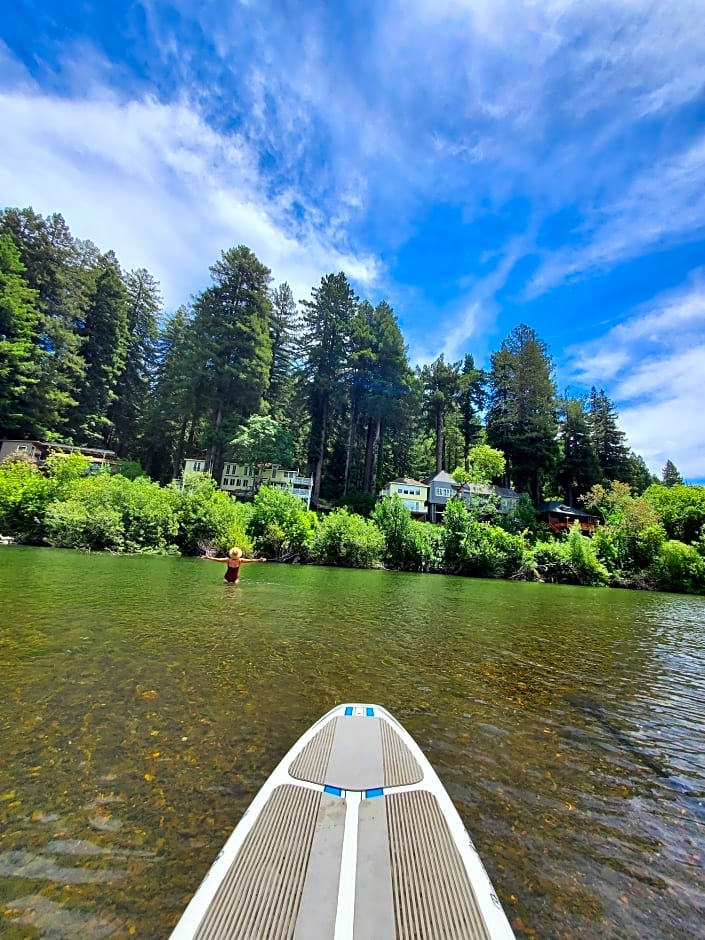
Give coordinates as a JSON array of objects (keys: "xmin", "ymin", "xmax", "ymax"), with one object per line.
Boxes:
[{"xmin": 0, "ymin": 546, "xmax": 704, "ymax": 938}]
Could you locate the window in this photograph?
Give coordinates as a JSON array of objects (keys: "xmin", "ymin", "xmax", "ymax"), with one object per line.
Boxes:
[
  {"xmin": 193, "ymin": 461, "xmax": 202, "ymax": 471},
  {"xmin": 436, "ymin": 487, "xmax": 451, "ymax": 497},
  {"xmin": 18, "ymin": 445, "xmax": 28, "ymax": 452}
]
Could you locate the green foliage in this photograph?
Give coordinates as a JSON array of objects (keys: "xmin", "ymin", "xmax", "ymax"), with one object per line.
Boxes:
[
  {"xmin": 45, "ymin": 498, "xmax": 125, "ymax": 551},
  {"xmin": 69, "ymin": 256, "xmax": 130, "ymax": 445},
  {"xmin": 420, "ymin": 354, "xmax": 461, "ymax": 473},
  {"xmin": 651, "ymin": 540, "xmax": 705, "ymax": 594},
  {"xmin": 247, "ymin": 485, "xmax": 316, "ymax": 559},
  {"xmin": 532, "ymin": 540, "xmax": 575, "ymax": 583},
  {"xmin": 230, "ymin": 414, "xmax": 294, "ymax": 469},
  {"xmin": 440, "ymin": 498, "xmax": 529, "ymax": 578},
  {"xmin": 454, "ymin": 444, "xmax": 506, "ymax": 484},
  {"xmin": 170, "ymin": 472, "xmax": 249, "ymax": 556},
  {"xmin": 0, "ymin": 457, "xmax": 51, "ymax": 542},
  {"xmin": 113, "ymin": 459, "xmax": 148, "ymax": 480},
  {"xmin": 661, "ymin": 459, "xmax": 683, "ymax": 488},
  {"xmin": 499, "ymin": 492, "xmax": 539, "ymax": 537},
  {"xmin": 309, "ymin": 508, "xmax": 384, "ymax": 568},
  {"xmin": 557, "ymin": 397, "xmax": 601, "ymax": 504},
  {"xmin": 588, "ymin": 388, "xmax": 631, "ymax": 483},
  {"xmin": 336, "ymin": 491, "xmax": 377, "ymax": 517},
  {"xmin": 643, "ymin": 483, "xmax": 705, "ymax": 544},
  {"xmin": 486, "ymin": 324, "xmax": 559, "ymax": 501},
  {"xmin": 372, "ymin": 494, "xmax": 415, "ymax": 568},
  {"xmin": 565, "ymin": 523, "xmax": 609, "ymax": 586},
  {"xmin": 0, "ymin": 234, "xmax": 40, "ymax": 436}
]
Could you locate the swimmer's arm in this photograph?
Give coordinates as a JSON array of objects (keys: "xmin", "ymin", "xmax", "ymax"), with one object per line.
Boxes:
[
  {"xmin": 201, "ymin": 555, "xmax": 228, "ymax": 562},
  {"xmin": 240, "ymin": 557, "xmax": 267, "ymax": 563}
]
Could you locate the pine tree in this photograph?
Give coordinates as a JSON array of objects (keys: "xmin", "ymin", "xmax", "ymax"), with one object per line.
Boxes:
[
  {"xmin": 419, "ymin": 354, "xmax": 461, "ymax": 472},
  {"xmin": 0, "ymin": 235, "xmax": 40, "ymax": 436},
  {"xmin": 190, "ymin": 246, "xmax": 273, "ymax": 477},
  {"xmin": 661, "ymin": 459, "xmax": 684, "ymax": 487},
  {"xmin": 140, "ymin": 306, "xmax": 196, "ymax": 481},
  {"xmin": 486, "ymin": 324, "xmax": 559, "ymax": 502},
  {"xmin": 106, "ymin": 269, "xmax": 161, "ymax": 457},
  {"xmin": 69, "ymin": 254, "xmax": 130, "ymax": 446},
  {"xmin": 266, "ymin": 282, "xmax": 300, "ymax": 420},
  {"xmin": 557, "ymin": 396, "xmax": 601, "ymax": 505},
  {"xmin": 458, "ymin": 354, "xmax": 485, "ymax": 470},
  {"xmin": 588, "ymin": 387, "xmax": 631, "ymax": 483},
  {"xmin": 0, "ymin": 208, "xmax": 87, "ymax": 437},
  {"xmin": 300, "ymin": 273, "xmax": 358, "ymax": 499}
]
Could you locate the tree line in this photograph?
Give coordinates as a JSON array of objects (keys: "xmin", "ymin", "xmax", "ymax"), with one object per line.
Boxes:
[{"xmin": 0, "ymin": 206, "xmax": 676, "ymax": 504}]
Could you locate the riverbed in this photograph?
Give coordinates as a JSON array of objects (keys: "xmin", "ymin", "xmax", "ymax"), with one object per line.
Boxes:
[{"xmin": 1, "ymin": 547, "xmax": 704, "ymax": 938}]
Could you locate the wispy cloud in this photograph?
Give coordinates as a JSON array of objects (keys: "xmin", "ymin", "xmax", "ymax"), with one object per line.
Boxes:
[
  {"xmin": 564, "ymin": 276, "xmax": 705, "ymax": 478},
  {"xmin": 0, "ymin": 65, "xmax": 381, "ymax": 310}
]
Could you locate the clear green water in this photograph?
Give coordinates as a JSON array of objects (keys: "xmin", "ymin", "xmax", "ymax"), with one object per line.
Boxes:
[{"xmin": 1, "ymin": 546, "xmax": 704, "ymax": 939}]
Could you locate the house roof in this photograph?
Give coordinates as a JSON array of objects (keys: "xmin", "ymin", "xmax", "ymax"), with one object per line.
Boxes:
[
  {"xmin": 538, "ymin": 501, "xmax": 597, "ymax": 519},
  {"xmin": 423, "ymin": 470, "xmax": 457, "ymax": 486},
  {"xmin": 387, "ymin": 477, "xmax": 427, "ymax": 487},
  {"xmin": 493, "ymin": 485, "xmax": 520, "ymax": 498}
]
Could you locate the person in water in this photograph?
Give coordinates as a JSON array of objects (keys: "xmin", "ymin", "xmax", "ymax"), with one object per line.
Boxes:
[{"xmin": 201, "ymin": 547, "xmax": 267, "ymax": 582}]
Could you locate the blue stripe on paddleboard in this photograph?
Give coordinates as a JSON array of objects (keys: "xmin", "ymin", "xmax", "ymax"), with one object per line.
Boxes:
[
  {"xmin": 366, "ymin": 707, "xmax": 374, "ymax": 717},
  {"xmin": 324, "ymin": 785, "xmax": 343, "ymax": 796},
  {"xmin": 344, "ymin": 706, "xmax": 353, "ymax": 716},
  {"xmin": 365, "ymin": 787, "xmax": 384, "ymax": 798}
]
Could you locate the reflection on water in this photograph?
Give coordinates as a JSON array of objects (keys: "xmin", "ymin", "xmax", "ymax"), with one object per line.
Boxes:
[{"xmin": 1, "ymin": 547, "xmax": 704, "ymax": 938}]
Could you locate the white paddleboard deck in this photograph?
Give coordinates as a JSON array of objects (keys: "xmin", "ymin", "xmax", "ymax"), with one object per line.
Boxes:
[{"xmin": 170, "ymin": 703, "xmax": 515, "ymax": 939}]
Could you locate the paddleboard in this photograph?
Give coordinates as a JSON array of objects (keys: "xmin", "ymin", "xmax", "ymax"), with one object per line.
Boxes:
[{"xmin": 170, "ymin": 703, "xmax": 516, "ymax": 939}]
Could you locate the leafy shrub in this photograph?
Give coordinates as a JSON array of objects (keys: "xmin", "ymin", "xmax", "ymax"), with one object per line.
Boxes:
[
  {"xmin": 0, "ymin": 457, "xmax": 51, "ymax": 542},
  {"xmin": 372, "ymin": 495, "xmax": 415, "ymax": 568},
  {"xmin": 650, "ymin": 540, "xmax": 705, "ymax": 594},
  {"xmin": 45, "ymin": 498, "xmax": 124, "ymax": 551},
  {"xmin": 441, "ymin": 499, "xmax": 530, "ymax": 578},
  {"xmin": 170, "ymin": 472, "xmax": 252, "ymax": 556},
  {"xmin": 565, "ymin": 522, "xmax": 609, "ymax": 586},
  {"xmin": 247, "ymin": 485, "xmax": 316, "ymax": 559},
  {"xmin": 309, "ymin": 509, "xmax": 384, "ymax": 568},
  {"xmin": 644, "ymin": 484, "xmax": 705, "ymax": 544},
  {"xmin": 532, "ymin": 539, "xmax": 574, "ymax": 583}
]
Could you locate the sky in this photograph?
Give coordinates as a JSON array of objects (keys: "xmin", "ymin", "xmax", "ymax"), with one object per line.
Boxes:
[{"xmin": 2, "ymin": 0, "xmax": 705, "ymax": 480}]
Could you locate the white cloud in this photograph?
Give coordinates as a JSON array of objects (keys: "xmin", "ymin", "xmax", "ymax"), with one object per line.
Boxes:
[
  {"xmin": 564, "ymin": 278, "xmax": 705, "ymax": 479},
  {"xmin": 0, "ymin": 80, "xmax": 381, "ymax": 311}
]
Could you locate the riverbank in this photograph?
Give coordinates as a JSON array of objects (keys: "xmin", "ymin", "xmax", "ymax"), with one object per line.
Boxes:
[{"xmin": 1, "ymin": 456, "xmax": 704, "ymax": 594}]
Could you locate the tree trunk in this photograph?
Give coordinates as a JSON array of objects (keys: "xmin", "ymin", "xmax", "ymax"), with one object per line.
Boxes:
[
  {"xmin": 208, "ymin": 404, "xmax": 223, "ymax": 477},
  {"xmin": 313, "ymin": 396, "xmax": 328, "ymax": 500},
  {"xmin": 435, "ymin": 409, "xmax": 444, "ymax": 472},
  {"xmin": 343, "ymin": 398, "xmax": 358, "ymax": 495},
  {"xmin": 363, "ymin": 415, "xmax": 381, "ymax": 492},
  {"xmin": 171, "ymin": 413, "xmax": 189, "ymax": 481}
]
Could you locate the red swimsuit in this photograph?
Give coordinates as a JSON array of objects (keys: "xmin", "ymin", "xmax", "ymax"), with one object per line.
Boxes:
[{"xmin": 224, "ymin": 563, "xmax": 240, "ymax": 583}]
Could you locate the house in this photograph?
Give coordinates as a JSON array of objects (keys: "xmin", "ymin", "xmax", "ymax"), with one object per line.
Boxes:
[
  {"xmin": 422, "ymin": 471, "xmax": 521, "ymax": 523},
  {"xmin": 538, "ymin": 501, "xmax": 599, "ymax": 536},
  {"xmin": 221, "ymin": 462, "xmax": 314, "ymax": 508},
  {"xmin": 0, "ymin": 439, "xmax": 117, "ymax": 472},
  {"xmin": 377, "ymin": 478, "xmax": 429, "ymax": 519},
  {"xmin": 181, "ymin": 457, "xmax": 313, "ymax": 508},
  {"xmin": 458, "ymin": 482, "xmax": 521, "ymax": 516},
  {"xmin": 423, "ymin": 470, "xmax": 458, "ymax": 523}
]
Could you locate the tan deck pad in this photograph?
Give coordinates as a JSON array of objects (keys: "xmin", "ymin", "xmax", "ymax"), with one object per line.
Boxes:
[
  {"xmin": 289, "ymin": 716, "xmax": 423, "ymax": 790},
  {"xmin": 354, "ymin": 796, "xmax": 395, "ymax": 940},
  {"xmin": 192, "ymin": 784, "xmax": 330, "ymax": 940},
  {"xmin": 293, "ymin": 793, "xmax": 346, "ymax": 939},
  {"xmin": 387, "ymin": 790, "xmax": 492, "ymax": 940}
]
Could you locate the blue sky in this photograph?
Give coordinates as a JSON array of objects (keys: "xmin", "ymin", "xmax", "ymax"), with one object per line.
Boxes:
[{"xmin": 3, "ymin": 0, "xmax": 705, "ymax": 479}]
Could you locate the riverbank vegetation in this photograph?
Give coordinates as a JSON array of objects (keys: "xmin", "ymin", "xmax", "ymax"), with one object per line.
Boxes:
[
  {"xmin": 2, "ymin": 205, "xmax": 702, "ymax": 592},
  {"xmin": 2, "ymin": 455, "xmax": 704, "ymax": 594},
  {"xmin": 1, "ymin": 206, "xmax": 662, "ymax": 507}
]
